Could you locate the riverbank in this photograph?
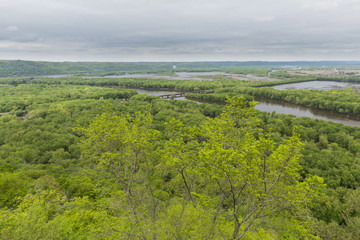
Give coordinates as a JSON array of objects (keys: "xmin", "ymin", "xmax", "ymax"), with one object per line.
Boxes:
[{"xmin": 133, "ymin": 88, "xmax": 360, "ymax": 127}]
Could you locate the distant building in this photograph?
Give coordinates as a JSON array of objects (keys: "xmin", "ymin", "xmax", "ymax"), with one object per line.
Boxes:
[{"xmin": 173, "ymin": 65, "xmax": 176, "ymax": 69}]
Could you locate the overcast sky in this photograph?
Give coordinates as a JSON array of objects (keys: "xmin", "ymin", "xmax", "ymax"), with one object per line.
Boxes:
[{"xmin": 1, "ymin": 0, "xmax": 360, "ymax": 62}]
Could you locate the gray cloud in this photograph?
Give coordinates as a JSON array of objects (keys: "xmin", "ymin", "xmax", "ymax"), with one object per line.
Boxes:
[{"xmin": 1, "ymin": 0, "xmax": 360, "ymax": 61}]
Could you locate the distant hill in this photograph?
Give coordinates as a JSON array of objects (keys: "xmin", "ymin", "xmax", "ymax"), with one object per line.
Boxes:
[{"xmin": 1, "ymin": 60, "xmax": 360, "ymax": 77}]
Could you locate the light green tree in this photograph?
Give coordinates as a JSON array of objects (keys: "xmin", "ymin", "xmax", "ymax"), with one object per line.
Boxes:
[
  {"xmin": 77, "ymin": 107, "xmax": 164, "ymax": 239},
  {"xmin": 75, "ymin": 98, "xmax": 323, "ymax": 239},
  {"xmin": 194, "ymin": 97, "xmax": 323, "ymax": 239}
]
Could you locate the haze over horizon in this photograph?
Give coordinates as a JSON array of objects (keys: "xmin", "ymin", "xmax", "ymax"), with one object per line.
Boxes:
[{"xmin": 1, "ymin": 0, "xmax": 360, "ymax": 62}]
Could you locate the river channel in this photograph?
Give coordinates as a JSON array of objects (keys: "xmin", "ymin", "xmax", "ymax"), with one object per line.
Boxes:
[
  {"xmin": 272, "ymin": 80, "xmax": 360, "ymax": 90},
  {"xmin": 45, "ymin": 72, "xmax": 278, "ymax": 81},
  {"xmin": 136, "ymin": 89, "xmax": 360, "ymax": 127}
]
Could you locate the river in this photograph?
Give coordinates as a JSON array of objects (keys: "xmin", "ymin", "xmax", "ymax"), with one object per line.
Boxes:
[
  {"xmin": 69, "ymin": 72, "xmax": 279, "ymax": 81},
  {"xmin": 254, "ymin": 97, "xmax": 360, "ymax": 127},
  {"xmin": 136, "ymin": 89, "xmax": 360, "ymax": 127},
  {"xmin": 272, "ymin": 80, "xmax": 360, "ymax": 90}
]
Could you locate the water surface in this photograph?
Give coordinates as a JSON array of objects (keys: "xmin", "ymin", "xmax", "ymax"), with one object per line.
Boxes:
[
  {"xmin": 82, "ymin": 72, "xmax": 279, "ymax": 81},
  {"xmin": 272, "ymin": 81, "xmax": 360, "ymax": 90},
  {"xmin": 136, "ymin": 88, "xmax": 360, "ymax": 127},
  {"xmin": 254, "ymin": 97, "xmax": 360, "ymax": 127}
]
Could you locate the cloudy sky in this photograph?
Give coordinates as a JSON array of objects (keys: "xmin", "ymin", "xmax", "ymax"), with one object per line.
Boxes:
[{"xmin": 1, "ymin": 0, "xmax": 360, "ymax": 61}]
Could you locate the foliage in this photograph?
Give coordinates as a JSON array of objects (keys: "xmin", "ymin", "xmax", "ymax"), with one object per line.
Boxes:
[
  {"xmin": 189, "ymin": 86, "xmax": 360, "ymax": 115},
  {"xmin": 74, "ymin": 97, "xmax": 323, "ymax": 239},
  {"xmin": 1, "ymin": 66, "xmax": 360, "ymax": 238}
]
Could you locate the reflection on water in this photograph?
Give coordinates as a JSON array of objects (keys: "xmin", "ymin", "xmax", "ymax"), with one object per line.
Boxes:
[
  {"xmin": 102, "ymin": 72, "xmax": 223, "ymax": 80},
  {"xmin": 41, "ymin": 71, "xmax": 280, "ymax": 82},
  {"xmin": 254, "ymin": 97, "xmax": 360, "ymax": 127},
  {"xmin": 136, "ymin": 89, "xmax": 360, "ymax": 127},
  {"xmin": 272, "ymin": 81, "xmax": 360, "ymax": 90},
  {"xmin": 79, "ymin": 72, "xmax": 279, "ymax": 81}
]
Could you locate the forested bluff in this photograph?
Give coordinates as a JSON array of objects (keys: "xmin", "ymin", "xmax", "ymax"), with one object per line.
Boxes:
[{"xmin": 0, "ymin": 61, "xmax": 360, "ymax": 239}]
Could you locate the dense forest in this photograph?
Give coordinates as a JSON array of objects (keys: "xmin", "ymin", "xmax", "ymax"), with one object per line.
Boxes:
[
  {"xmin": 1, "ymin": 60, "xmax": 360, "ymax": 77},
  {"xmin": 1, "ymin": 63, "xmax": 360, "ymax": 239}
]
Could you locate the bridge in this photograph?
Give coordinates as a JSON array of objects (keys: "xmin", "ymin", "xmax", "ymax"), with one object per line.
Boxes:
[
  {"xmin": 158, "ymin": 91, "xmax": 213, "ymax": 99},
  {"xmin": 159, "ymin": 93, "xmax": 185, "ymax": 99}
]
